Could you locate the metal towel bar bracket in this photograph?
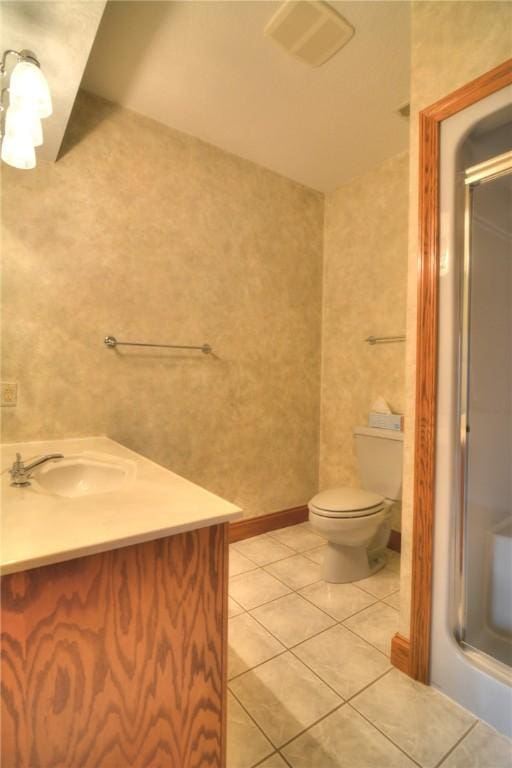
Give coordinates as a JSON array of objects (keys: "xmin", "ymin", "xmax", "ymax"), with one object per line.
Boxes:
[
  {"xmin": 104, "ymin": 336, "xmax": 212, "ymax": 354},
  {"xmin": 365, "ymin": 335, "xmax": 406, "ymax": 345}
]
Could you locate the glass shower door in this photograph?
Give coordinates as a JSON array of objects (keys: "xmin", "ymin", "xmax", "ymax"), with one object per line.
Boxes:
[{"xmin": 459, "ymin": 151, "xmax": 512, "ymax": 670}]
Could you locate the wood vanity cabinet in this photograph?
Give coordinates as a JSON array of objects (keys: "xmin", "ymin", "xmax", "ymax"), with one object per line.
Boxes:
[{"xmin": 1, "ymin": 523, "xmax": 229, "ymax": 767}]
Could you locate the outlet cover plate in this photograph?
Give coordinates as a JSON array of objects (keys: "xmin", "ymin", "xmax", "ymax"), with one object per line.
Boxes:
[{"xmin": 1, "ymin": 382, "xmax": 18, "ymax": 407}]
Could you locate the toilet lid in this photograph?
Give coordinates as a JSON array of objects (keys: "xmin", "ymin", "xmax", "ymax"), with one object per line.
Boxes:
[{"xmin": 309, "ymin": 487, "xmax": 385, "ymax": 518}]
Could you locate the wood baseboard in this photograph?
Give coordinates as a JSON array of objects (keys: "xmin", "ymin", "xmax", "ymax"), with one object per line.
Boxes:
[
  {"xmin": 230, "ymin": 506, "xmax": 403, "ymax": 552},
  {"xmin": 390, "ymin": 633, "xmax": 411, "ymax": 675},
  {"xmin": 229, "ymin": 505, "xmax": 309, "ymax": 543},
  {"xmin": 388, "ymin": 529, "xmax": 401, "ymax": 553}
]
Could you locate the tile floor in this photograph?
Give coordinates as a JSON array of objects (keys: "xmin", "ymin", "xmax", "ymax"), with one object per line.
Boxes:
[{"xmin": 227, "ymin": 523, "xmax": 512, "ymax": 768}]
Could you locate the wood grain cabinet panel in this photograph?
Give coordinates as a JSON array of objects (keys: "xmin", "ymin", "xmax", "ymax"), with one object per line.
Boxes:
[{"xmin": 1, "ymin": 524, "xmax": 228, "ymax": 768}]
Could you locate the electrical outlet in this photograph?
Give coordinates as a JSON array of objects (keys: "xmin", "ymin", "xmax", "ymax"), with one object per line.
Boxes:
[{"xmin": 1, "ymin": 382, "xmax": 17, "ymax": 407}]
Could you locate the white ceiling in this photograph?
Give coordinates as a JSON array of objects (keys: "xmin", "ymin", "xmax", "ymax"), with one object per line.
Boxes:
[
  {"xmin": 82, "ymin": 1, "xmax": 411, "ymax": 192},
  {"xmin": 1, "ymin": 1, "xmax": 106, "ymax": 162}
]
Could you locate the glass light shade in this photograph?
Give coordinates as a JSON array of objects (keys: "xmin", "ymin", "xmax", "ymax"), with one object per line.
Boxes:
[
  {"xmin": 31, "ymin": 114, "xmax": 43, "ymax": 147},
  {"xmin": 1, "ymin": 133, "xmax": 36, "ymax": 170},
  {"xmin": 9, "ymin": 60, "xmax": 52, "ymax": 118},
  {"xmin": 4, "ymin": 105, "xmax": 42, "ymax": 147}
]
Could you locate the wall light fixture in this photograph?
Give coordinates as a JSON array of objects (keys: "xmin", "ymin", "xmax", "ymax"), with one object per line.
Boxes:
[{"xmin": 0, "ymin": 49, "xmax": 52, "ymax": 170}]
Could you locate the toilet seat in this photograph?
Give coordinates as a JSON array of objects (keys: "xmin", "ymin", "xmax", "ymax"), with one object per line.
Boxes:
[{"xmin": 309, "ymin": 487, "xmax": 386, "ymax": 519}]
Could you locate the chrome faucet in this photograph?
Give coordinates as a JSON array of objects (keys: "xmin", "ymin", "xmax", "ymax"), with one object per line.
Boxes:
[{"xmin": 10, "ymin": 452, "xmax": 64, "ymax": 487}]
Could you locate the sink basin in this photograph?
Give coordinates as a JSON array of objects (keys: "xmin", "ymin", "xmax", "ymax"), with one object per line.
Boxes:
[{"xmin": 31, "ymin": 451, "xmax": 137, "ymax": 498}]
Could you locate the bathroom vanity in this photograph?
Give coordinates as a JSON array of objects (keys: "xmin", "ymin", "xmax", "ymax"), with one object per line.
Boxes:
[{"xmin": 0, "ymin": 437, "xmax": 241, "ymax": 768}]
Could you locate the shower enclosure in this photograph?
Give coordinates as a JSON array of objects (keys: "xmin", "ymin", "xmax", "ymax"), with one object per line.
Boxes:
[
  {"xmin": 459, "ymin": 151, "xmax": 512, "ymax": 671},
  {"xmin": 431, "ymin": 84, "xmax": 512, "ymax": 738}
]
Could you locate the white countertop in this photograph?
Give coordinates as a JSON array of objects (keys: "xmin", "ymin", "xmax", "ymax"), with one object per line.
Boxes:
[{"xmin": 1, "ymin": 436, "xmax": 242, "ymax": 575}]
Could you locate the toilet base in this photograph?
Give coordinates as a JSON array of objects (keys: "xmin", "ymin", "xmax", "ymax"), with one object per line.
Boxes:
[{"xmin": 322, "ymin": 542, "xmax": 387, "ymax": 583}]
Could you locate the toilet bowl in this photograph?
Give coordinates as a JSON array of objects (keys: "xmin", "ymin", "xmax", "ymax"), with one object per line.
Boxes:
[
  {"xmin": 309, "ymin": 425, "xmax": 403, "ymax": 583},
  {"xmin": 309, "ymin": 487, "xmax": 391, "ymax": 582}
]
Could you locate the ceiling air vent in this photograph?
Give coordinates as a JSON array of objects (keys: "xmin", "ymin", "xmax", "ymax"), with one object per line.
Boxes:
[{"xmin": 265, "ymin": 1, "xmax": 354, "ymax": 67}]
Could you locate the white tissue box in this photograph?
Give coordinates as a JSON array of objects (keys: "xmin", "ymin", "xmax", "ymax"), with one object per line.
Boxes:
[{"xmin": 369, "ymin": 412, "xmax": 403, "ymax": 431}]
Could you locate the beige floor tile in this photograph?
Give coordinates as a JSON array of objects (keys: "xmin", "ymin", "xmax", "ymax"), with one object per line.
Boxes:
[
  {"xmin": 228, "ymin": 596, "xmax": 245, "ymax": 618},
  {"xmin": 282, "ymin": 704, "xmax": 416, "ymax": 767},
  {"xmin": 356, "ymin": 566, "xmax": 401, "ymax": 598},
  {"xmin": 229, "ymin": 613, "xmax": 285, "ymax": 679},
  {"xmin": 229, "ymin": 569, "xmax": 291, "ymax": 610},
  {"xmin": 227, "ymin": 692, "xmax": 273, "ymax": 768},
  {"xmin": 384, "ymin": 591, "xmax": 400, "ymax": 610},
  {"xmin": 303, "ymin": 544, "xmax": 327, "ymax": 564},
  {"xmin": 250, "ymin": 593, "xmax": 335, "ymax": 647},
  {"xmin": 299, "ymin": 580, "xmax": 376, "ymax": 621},
  {"xmin": 293, "ymin": 624, "xmax": 391, "ymax": 699},
  {"xmin": 343, "ymin": 601, "xmax": 398, "ymax": 654},
  {"xmin": 264, "ymin": 554, "xmax": 322, "ymax": 590},
  {"xmin": 440, "ymin": 721, "xmax": 512, "ymax": 768},
  {"xmin": 351, "ymin": 668, "xmax": 476, "ymax": 768},
  {"xmin": 230, "ymin": 547, "xmax": 259, "ymax": 576},
  {"xmin": 229, "ymin": 652, "xmax": 341, "ymax": 747},
  {"xmin": 232, "ymin": 535, "xmax": 295, "ymax": 566},
  {"xmin": 257, "ymin": 754, "xmax": 288, "ymax": 768},
  {"xmin": 267, "ymin": 525, "xmax": 325, "ymax": 552},
  {"xmin": 386, "ymin": 548, "xmax": 401, "ymax": 573}
]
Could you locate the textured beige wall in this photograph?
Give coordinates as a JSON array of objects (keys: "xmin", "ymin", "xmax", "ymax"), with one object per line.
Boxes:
[
  {"xmin": 1, "ymin": 91, "xmax": 324, "ymax": 518},
  {"xmin": 399, "ymin": 1, "xmax": 512, "ymax": 635},
  {"xmin": 319, "ymin": 152, "xmax": 409, "ymax": 529}
]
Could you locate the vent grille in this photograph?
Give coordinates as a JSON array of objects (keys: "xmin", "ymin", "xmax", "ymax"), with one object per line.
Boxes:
[{"xmin": 265, "ymin": 1, "xmax": 354, "ymax": 68}]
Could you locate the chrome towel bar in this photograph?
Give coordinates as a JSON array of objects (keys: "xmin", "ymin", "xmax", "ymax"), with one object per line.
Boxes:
[
  {"xmin": 365, "ymin": 335, "xmax": 406, "ymax": 345},
  {"xmin": 104, "ymin": 336, "xmax": 212, "ymax": 354}
]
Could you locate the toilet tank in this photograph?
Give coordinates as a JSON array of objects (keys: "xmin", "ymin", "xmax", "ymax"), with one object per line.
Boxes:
[{"xmin": 353, "ymin": 426, "xmax": 403, "ymax": 501}]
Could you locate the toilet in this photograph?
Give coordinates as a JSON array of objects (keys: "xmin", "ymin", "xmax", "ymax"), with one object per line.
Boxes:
[{"xmin": 309, "ymin": 426, "xmax": 403, "ymax": 583}]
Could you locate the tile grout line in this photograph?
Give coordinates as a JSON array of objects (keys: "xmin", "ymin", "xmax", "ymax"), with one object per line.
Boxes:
[
  {"xmin": 228, "ymin": 530, "xmax": 404, "ymax": 765},
  {"xmin": 297, "ymin": 583, "xmax": 379, "ymax": 622},
  {"xmin": 229, "ymin": 564, "xmax": 261, "ymax": 578},
  {"xmin": 271, "ymin": 701, "xmax": 347, "ymax": 754},
  {"xmin": 346, "ymin": 697, "xmax": 425, "ymax": 768},
  {"xmin": 230, "ymin": 539, "xmax": 400, "ymax": 601},
  {"xmin": 276, "ymin": 751, "xmax": 294, "ymax": 768},
  {"xmin": 229, "ymin": 566, "xmax": 399, "ymax": 680},
  {"xmin": 232, "ymin": 561, "xmax": 398, "ymax": 627},
  {"xmin": 347, "ymin": 667, "xmax": 483, "ymax": 768},
  {"xmin": 227, "ymin": 612, "xmax": 391, "ymax": 696},
  {"xmin": 231, "ymin": 534, "xmax": 328, "ymax": 565},
  {"xmin": 228, "ymin": 595, "xmax": 396, "ymax": 720},
  {"xmin": 230, "ymin": 538, "xmax": 298, "ymax": 564},
  {"xmin": 246, "ymin": 598, "xmax": 336, "ymax": 650},
  {"xmin": 227, "ymin": 686, "xmax": 279, "ymax": 762},
  {"xmin": 250, "ymin": 749, "xmax": 294, "ymax": 768},
  {"xmin": 228, "ymin": 579, "xmax": 293, "ymax": 612},
  {"xmin": 243, "ymin": 671, "xmax": 430, "ymax": 768},
  {"xmin": 343, "ymin": 667, "xmax": 394, "ymax": 704},
  {"xmin": 271, "ymin": 677, "xmax": 423, "ymax": 763},
  {"xmin": 229, "ymin": 676, "xmax": 343, "ymax": 758},
  {"xmin": 433, "ymin": 720, "xmax": 479, "ymax": 768},
  {"xmin": 230, "ymin": 566, "xmax": 335, "ymax": 616},
  {"xmin": 228, "ymin": 648, "xmax": 289, "ymax": 684},
  {"xmin": 287, "ymin": 644, "xmax": 393, "ymax": 706},
  {"xmin": 339, "ymin": 603, "xmax": 400, "ymax": 657}
]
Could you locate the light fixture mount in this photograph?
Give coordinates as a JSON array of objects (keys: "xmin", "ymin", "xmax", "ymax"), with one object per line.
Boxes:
[
  {"xmin": 0, "ymin": 48, "xmax": 40, "ymax": 74},
  {"xmin": 0, "ymin": 47, "xmax": 52, "ymax": 169}
]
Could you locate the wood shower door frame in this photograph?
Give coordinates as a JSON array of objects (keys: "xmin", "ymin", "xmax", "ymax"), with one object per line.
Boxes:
[{"xmin": 405, "ymin": 58, "xmax": 512, "ymax": 683}]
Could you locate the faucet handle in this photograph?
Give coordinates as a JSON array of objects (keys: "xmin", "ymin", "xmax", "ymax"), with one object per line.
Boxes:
[{"xmin": 10, "ymin": 453, "xmax": 25, "ymax": 479}]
